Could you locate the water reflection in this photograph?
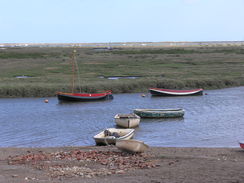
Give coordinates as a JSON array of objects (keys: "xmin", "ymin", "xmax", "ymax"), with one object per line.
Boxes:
[
  {"xmin": 141, "ymin": 117, "xmax": 184, "ymax": 123},
  {"xmin": 98, "ymin": 76, "xmax": 141, "ymax": 80}
]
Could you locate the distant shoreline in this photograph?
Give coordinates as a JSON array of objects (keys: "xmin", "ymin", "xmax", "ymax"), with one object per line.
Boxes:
[{"xmin": 1, "ymin": 41, "xmax": 244, "ymax": 48}]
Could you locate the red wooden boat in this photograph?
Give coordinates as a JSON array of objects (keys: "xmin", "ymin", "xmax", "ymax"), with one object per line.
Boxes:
[
  {"xmin": 239, "ymin": 141, "xmax": 244, "ymax": 149},
  {"xmin": 56, "ymin": 50, "xmax": 113, "ymax": 102},
  {"xmin": 57, "ymin": 91, "xmax": 113, "ymax": 101},
  {"xmin": 149, "ymin": 88, "xmax": 203, "ymax": 96}
]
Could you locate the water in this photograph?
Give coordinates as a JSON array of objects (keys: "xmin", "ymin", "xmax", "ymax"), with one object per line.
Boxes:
[
  {"xmin": 15, "ymin": 75, "xmax": 32, "ymax": 79},
  {"xmin": 98, "ymin": 76, "xmax": 141, "ymax": 80},
  {"xmin": 0, "ymin": 87, "xmax": 244, "ymax": 148}
]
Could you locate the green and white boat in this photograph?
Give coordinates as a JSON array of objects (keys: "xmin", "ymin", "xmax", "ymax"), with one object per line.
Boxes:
[{"xmin": 133, "ymin": 108, "xmax": 184, "ymax": 118}]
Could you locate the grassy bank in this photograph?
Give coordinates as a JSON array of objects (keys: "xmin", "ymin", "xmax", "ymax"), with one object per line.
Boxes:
[{"xmin": 0, "ymin": 46, "xmax": 244, "ymax": 97}]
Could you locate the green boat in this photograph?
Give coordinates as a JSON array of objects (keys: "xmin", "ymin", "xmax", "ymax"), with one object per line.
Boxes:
[{"xmin": 133, "ymin": 108, "xmax": 184, "ymax": 118}]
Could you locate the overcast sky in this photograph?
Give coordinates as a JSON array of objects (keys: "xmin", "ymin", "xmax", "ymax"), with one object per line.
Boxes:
[{"xmin": 1, "ymin": 0, "xmax": 244, "ymax": 43}]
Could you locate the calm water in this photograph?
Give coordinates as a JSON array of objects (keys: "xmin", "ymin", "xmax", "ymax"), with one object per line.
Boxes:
[{"xmin": 0, "ymin": 87, "xmax": 244, "ymax": 148}]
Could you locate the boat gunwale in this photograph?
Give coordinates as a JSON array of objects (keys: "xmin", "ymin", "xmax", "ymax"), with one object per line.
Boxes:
[
  {"xmin": 93, "ymin": 128, "xmax": 135, "ymax": 140},
  {"xmin": 114, "ymin": 113, "xmax": 141, "ymax": 119},
  {"xmin": 57, "ymin": 92, "xmax": 111, "ymax": 97},
  {"xmin": 58, "ymin": 94, "xmax": 107, "ymax": 100},
  {"xmin": 149, "ymin": 88, "xmax": 203, "ymax": 96},
  {"xmin": 149, "ymin": 88, "xmax": 203, "ymax": 93}
]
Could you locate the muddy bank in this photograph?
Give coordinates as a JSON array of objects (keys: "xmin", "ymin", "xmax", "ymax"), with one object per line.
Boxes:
[{"xmin": 0, "ymin": 146, "xmax": 244, "ymax": 183}]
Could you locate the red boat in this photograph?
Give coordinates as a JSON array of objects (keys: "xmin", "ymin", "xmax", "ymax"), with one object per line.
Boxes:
[
  {"xmin": 239, "ymin": 141, "xmax": 244, "ymax": 149},
  {"xmin": 57, "ymin": 91, "xmax": 113, "ymax": 102},
  {"xmin": 56, "ymin": 50, "xmax": 113, "ymax": 102},
  {"xmin": 149, "ymin": 88, "xmax": 203, "ymax": 96}
]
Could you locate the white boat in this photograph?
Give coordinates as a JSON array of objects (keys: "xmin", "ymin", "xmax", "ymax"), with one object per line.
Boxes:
[
  {"xmin": 114, "ymin": 113, "xmax": 141, "ymax": 128},
  {"xmin": 93, "ymin": 128, "xmax": 135, "ymax": 146},
  {"xmin": 116, "ymin": 139, "xmax": 149, "ymax": 153},
  {"xmin": 149, "ymin": 88, "xmax": 203, "ymax": 96}
]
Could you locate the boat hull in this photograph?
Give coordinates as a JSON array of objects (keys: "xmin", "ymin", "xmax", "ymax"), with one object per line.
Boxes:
[
  {"xmin": 93, "ymin": 128, "xmax": 135, "ymax": 146},
  {"xmin": 114, "ymin": 114, "xmax": 140, "ymax": 128},
  {"xmin": 57, "ymin": 92, "xmax": 113, "ymax": 102},
  {"xmin": 134, "ymin": 108, "xmax": 185, "ymax": 118},
  {"xmin": 149, "ymin": 88, "xmax": 203, "ymax": 96},
  {"xmin": 116, "ymin": 139, "xmax": 149, "ymax": 153},
  {"xmin": 239, "ymin": 142, "xmax": 244, "ymax": 149}
]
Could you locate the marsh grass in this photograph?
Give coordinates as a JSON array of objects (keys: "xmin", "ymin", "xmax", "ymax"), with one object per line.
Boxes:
[{"xmin": 0, "ymin": 46, "xmax": 244, "ymax": 97}]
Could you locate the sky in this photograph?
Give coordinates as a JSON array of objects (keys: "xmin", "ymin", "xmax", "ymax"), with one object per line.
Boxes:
[{"xmin": 1, "ymin": 0, "xmax": 244, "ymax": 43}]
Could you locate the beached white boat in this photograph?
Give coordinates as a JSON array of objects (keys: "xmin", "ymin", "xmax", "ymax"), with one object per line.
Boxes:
[
  {"xmin": 93, "ymin": 128, "xmax": 135, "ymax": 145},
  {"xmin": 114, "ymin": 113, "xmax": 141, "ymax": 128},
  {"xmin": 116, "ymin": 139, "xmax": 149, "ymax": 153}
]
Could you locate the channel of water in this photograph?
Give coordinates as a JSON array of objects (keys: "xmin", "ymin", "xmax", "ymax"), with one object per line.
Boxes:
[{"xmin": 0, "ymin": 87, "xmax": 243, "ymax": 147}]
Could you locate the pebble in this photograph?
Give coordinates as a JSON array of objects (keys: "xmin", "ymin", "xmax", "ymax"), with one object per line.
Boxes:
[{"xmin": 8, "ymin": 149, "xmax": 158, "ymax": 178}]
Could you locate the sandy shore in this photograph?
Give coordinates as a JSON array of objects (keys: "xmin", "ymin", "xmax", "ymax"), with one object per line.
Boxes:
[{"xmin": 0, "ymin": 146, "xmax": 244, "ymax": 183}]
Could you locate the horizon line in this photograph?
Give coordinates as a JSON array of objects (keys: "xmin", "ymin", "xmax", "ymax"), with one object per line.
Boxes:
[{"xmin": 1, "ymin": 41, "xmax": 244, "ymax": 44}]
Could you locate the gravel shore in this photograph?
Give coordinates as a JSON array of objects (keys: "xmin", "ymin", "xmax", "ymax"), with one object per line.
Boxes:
[{"xmin": 0, "ymin": 146, "xmax": 244, "ymax": 183}]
